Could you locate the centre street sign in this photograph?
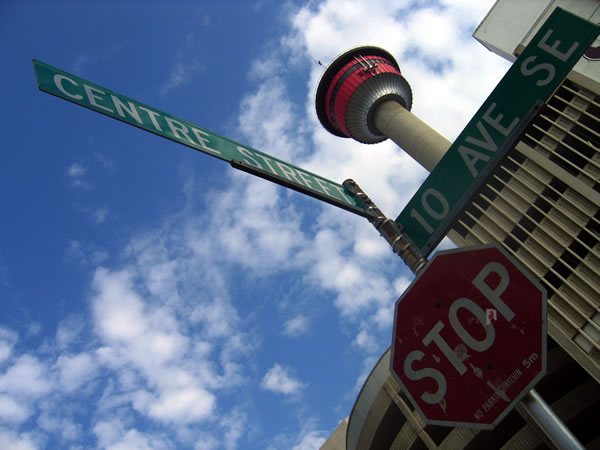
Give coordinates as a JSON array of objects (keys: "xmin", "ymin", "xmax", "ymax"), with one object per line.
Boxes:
[
  {"xmin": 394, "ymin": 8, "xmax": 600, "ymax": 257},
  {"xmin": 390, "ymin": 244, "xmax": 547, "ymax": 429},
  {"xmin": 33, "ymin": 60, "xmax": 371, "ymax": 219}
]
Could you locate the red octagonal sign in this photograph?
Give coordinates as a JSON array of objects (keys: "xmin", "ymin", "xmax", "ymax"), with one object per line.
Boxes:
[{"xmin": 390, "ymin": 244, "xmax": 546, "ymax": 429}]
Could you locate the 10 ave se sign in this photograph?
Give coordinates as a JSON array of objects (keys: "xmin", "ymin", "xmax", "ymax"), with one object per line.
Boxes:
[
  {"xmin": 395, "ymin": 8, "xmax": 600, "ymax": 257},
  {"xmin": 390, "ymin": 244, "xmax": 546, "ymax": 429}
]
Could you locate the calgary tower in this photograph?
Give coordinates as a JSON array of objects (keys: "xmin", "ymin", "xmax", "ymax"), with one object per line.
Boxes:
[{"xmin": 315, "ymin": 46, "xmax": 450, "ymax": 171}]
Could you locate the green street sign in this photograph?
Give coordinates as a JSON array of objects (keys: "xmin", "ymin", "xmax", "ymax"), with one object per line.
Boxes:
[
  {"xmin": 395, "ymin": 8, "xmax": 600, "ymax": 256},
  {"xmin": 33, "ymin": 60, "xmax": 371, "ymax": 218}
]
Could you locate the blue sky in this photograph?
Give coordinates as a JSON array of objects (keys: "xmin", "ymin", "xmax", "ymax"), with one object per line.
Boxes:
[{"xmin": 0, "ymin": 1, "xmax": 510, "ymax": 449}]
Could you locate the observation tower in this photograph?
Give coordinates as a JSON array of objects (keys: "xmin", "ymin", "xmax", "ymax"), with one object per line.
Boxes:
[{"xmin": 315, "ymin": 46, "xmax": 450, "ymax": 171}]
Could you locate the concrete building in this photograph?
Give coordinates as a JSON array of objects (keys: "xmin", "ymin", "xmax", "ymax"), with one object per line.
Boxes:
[
  {"xmin": 321, "ymin": 418, "xmax": 349, "ymax": 450},
  {"xmin": 319, "ymin": 1, "xmax": 600, "ymax": 448}
]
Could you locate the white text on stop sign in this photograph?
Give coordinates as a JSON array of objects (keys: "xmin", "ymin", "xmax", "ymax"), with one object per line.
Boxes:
[{"xmin": 404, "ymin": 262, "xmax": 515, "ymax": 404}]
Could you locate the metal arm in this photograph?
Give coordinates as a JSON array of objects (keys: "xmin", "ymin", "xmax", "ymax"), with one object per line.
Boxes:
[{"xmin": 342, "ymin": 179, "xmax": 426, "ymax": 274}]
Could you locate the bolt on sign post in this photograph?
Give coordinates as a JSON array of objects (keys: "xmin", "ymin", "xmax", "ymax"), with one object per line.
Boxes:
[
  {"xmin": 33, "ymin": 60, "xmax": 371, "ymax": 219},
  {"xmin": 390, "ymin": 244, "xmax": 547, "ymax": 429},
  {"xmin": 394, "ymin": 8, "xmax": 600, "ymax": 257}
]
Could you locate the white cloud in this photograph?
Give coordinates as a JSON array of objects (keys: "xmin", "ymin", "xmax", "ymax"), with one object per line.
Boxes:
[
  {"xmin": 93, "ymin": 419, "xmax": 173, "ymax": 450},
  {"xmin": 0, "ymin": 327, "xmax": 17, "ymax": 364},
  {"xmin": 123, "ymin": 232, "xmax": 182, "ymax": 305},
  {"xmin": 64, "ymin": 240, "xmax": 86, "ymax": 264},
  {"xmin": 67, "ymin": 163, "xmax": 86, "ymax": 178},
  {"xmin": 92, "ymin": 266, "xmax": 219, "ymax": 426},
  {"xmin": 191, "ymin": 299, "xmax": 236, "ymax": 339},
  {"xmin": 0, "ymin": 428, "xmax": 40, "ymax": 450},
  {"xmin": 67, "ymin": 163, "xmax": 91, "ymax": 189},
  {"xmin": 261, "ymin": 363, "xmax": 305, "ymax": 395},
  {"xmin": 92, "ymin": 418, "xmax": 122, "ymax": 448},
  {"xmin": 37, "ymin": 412, "xmax": 81, "ymax": 441},
  {"xmin": 282, "ymin": 314, "xmax": 309, "ymax": 337},
  {"xmin": 161, "ymin": 61, "xmax": 202, "ymax": 95},
  {"xmin": 93, "ymin": 152, "xmax": 115, "ymax": 173},
  {"xmin": 199, "ymin": 176, "xmax": 309, "ymax": 274},
  {"xmin": 292, "ymin": 430, "xmax": 327, "ymax": 450},
  {"xmin": 92, "ymin": 268, "xmax": 150, "ymax": 344},
  {"xmin": 0, "ymin": 395, "xmax": 30, "ymax": 424},
  {"xmin": 0, "ymin": 355, "xmax": 51, "ymax": 398},
  {"xmin": 160, "ymin": 31, "xmax": 205, "ymax": 96},
  {"xmin": 269, "ymin": 420, "xmax": 328, "ymax": 450},
  {"xmin": 354, "ymin": 329, "xmax": 379, "ymax": 353},
  {"xmin": 26, "ymin": 323, "xmax": 41, "ymax": 338},
  {"xmin": 305, "ymin": 224, "xmax": 395, "ymax": 320},
  {"xmin": 105, "ymin": 429, "xmax": 172, "ymax": 450},
  {"xmin": 93, "ymin": 207, "xmax": 109, "ymax": 224},
  {"xmin": 0, "ymin": 345, "xmax": 10, "ymax": 366},
  {"xmin": 393, "ymin": 275, "xmax": 412, "ymax": 295},
  {"xmin": 0, "ymin": 354, "xmax": 51, "ymax": 426},
  {"xmin": 55, "ymin": 315, "xmax": 85, "ymax": 350},
  {"xmin": 248, "ymin": 55, "xmax": 285, "ymax": 81},
  {"xmin": 238, "ymin": 77, "xmax": 306, "ymax": 162},
  {"xmin": 86, "ymin": 216, "xmax": 255, "ymax": 435},
  {"xmin": 143, "ymin": 387, "xmax": 216, "ymax": 424},
  {"xmin": 220, "ymin": 409, "xmax": 246, "ymax": 450},
  {"xmin": 54, "ymin": 352, "xmax": 97, "ymax": 393},
  {"xmin": 64, "ymin": 240, "xmax": 109, "ymax": 266},
  {"xmin": 193, "ymin": 435, "xmax": 220, "ymax": 450}
]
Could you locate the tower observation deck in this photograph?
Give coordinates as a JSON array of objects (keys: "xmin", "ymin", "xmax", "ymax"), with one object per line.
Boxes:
[{"xmin": 315, "ymin": 46, "xmax": 451, "ymax": 171}]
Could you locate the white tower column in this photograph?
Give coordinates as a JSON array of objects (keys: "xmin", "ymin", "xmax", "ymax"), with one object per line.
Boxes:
[{"xmin": 373, "ymin": 100, "xmax": 450, "ymax": 172}]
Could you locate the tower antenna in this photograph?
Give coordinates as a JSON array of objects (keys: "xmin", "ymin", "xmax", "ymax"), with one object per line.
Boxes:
[{"xmin": 311, "ymin": 56, "xmax": 328, "ymax": 69}]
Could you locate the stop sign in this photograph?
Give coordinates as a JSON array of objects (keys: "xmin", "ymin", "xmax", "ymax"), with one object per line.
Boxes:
[{"xmin": 390, "ymin": 244, "xmax": 546, "ymax": 429}]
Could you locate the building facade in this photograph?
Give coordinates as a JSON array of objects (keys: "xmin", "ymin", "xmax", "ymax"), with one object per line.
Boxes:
[{"xmin": 325, "ymin": 1, "xmax": 600, "ymax": 448}]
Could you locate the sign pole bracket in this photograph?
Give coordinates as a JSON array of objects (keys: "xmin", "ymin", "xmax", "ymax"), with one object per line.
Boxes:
[{"xmin": 342, "ymin": 179, "xmax": 426, "ymax": 274}]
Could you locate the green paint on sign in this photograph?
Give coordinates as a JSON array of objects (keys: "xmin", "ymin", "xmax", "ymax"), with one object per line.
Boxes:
[
  {"xmin": 395, "ymin": 8, "xmax": 600, "ymax": 256},
  {"xmin": 33, "ymin": 59, "xmax": 370, "ymax": 218}
]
